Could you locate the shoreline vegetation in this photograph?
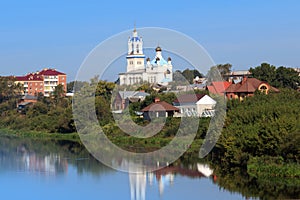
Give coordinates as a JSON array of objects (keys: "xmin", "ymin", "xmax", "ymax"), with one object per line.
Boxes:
[
  {"xmin": 0, "ymin": 65, "xmax": 299, "ymax": 182},
  {"xmin": 0, "ymin": 128, "xmax": 79, "ymax": 141}
]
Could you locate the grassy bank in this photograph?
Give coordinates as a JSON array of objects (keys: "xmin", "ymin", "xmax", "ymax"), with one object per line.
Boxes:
[
  {"xmin": 0, "ymin": 128, "xmax": 80, "ymax": 142},
  {"xmin": 247, "ymin": 157, "xmax": 300, "ymax": 179}
]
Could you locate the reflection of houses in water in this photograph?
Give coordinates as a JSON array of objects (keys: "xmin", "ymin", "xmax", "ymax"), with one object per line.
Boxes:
[
  {"xmin": 13, "ymin": 145, "xmax": 68, "ymax": 175},
  {"xmin": 121, "ymin": 159, "xmax": 214, "ymax": 200},
  {"xmin": 22, "ymin": 153, "xmax": 68, "ymax": 175}
]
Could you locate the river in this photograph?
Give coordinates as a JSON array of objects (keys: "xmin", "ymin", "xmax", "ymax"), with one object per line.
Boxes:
[{"xmin": 0, "ymin": 136, "xmax": 297, "ymax": 200}]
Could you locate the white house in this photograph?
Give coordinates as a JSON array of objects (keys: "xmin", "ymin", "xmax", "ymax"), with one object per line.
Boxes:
[
  {"xmin": 173, "ymin": 94, "xmax": 216, "ymax": 117},
  {"xmin": 196, "ymin": 95, "xmax": 216, "ymax": 117}
]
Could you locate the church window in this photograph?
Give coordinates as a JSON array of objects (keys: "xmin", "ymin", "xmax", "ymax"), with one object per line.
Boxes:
[
  {"xmin": 130, "ymin": 61, "xmax": 133, "ymax": 65},
  {"xmin": 137, "ymin": 61, "xmax": 141, "ymax": 65}
]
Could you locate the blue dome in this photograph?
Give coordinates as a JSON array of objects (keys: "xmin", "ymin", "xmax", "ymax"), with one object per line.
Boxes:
[
  {"xmin": 150, "ymin": 57, "xmax": 168, "ymax": 65},
  {"xmin": 130, "ymin": 37, "xmax": 140, "ymax": 42}
]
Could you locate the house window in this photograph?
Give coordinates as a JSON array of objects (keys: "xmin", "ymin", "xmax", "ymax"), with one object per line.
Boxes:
[
  {"xmin": 137, "ymin": 61, "xmax": 141, "ymax": 65},
  {"xmin": 130, "ymin": 61, "xmax": 133, "ymax": 65},
  {"xmin": 259, "ymin": 85, "xmax": 267, "ymax": 91},
  {"xmin": 259, "ymin": 85, "xmax": 268, "ymax": 94}
]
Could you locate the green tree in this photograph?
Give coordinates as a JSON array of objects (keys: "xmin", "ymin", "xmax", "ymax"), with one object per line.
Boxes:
[
  {"xmin": 67, "ymin": 81, "xmax": 87, "ymax": 93},
  {"xmin": 182, "ymin": 68, "xmax": 203, "ymax": 84},
  {"xmin": 0, "ymin": 76, "xmax": 22, "ymax": 104},
  {"xmin": 95, "ymin": 80, "xmax": 115, "ymax": 100},
  {"xmin": 274, "ymin": 66, "xmax": 300, "ymax": 89},
  {"xmin": 53, "ymin": 84, "xmax": 65, "ymax": 99},
  {"xmin": 249, "ymin": 63, "xmax": 276, "ymax": 84},
  {"xmin": 216, "ymin": 63, "xmax": 232, "ymax": 76}
]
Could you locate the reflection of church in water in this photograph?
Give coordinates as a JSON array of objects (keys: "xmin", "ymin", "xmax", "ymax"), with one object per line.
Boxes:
[
  {"xmin": 119, "ymin": 28, "xmax": 173, "ymax": 85},
  {"xmin": 125, "ymin": 160, "xmax": 214, "ymax": 200},
  {"xmin": 129, "ymin": 168, "xmax": 174, "ymax": 200}
]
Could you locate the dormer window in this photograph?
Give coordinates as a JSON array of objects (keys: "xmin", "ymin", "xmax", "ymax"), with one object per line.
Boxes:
[{"xmin": 259, "ymin": 84, "xmax": 268, "ymax": 94}]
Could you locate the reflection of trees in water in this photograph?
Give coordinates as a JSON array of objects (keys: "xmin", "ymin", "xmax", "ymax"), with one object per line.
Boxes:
[
  {"xmin": 0, "ymin": 137, "xmax": 112, "ymax": 176},
  {"xmin": 212, "ymin": 165, "xmax": 300, "ymax": 199}
]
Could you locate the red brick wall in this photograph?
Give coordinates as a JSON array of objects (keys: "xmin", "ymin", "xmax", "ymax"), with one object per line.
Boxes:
[
  {"xmin": 58, "ymin": 75, "xmax": 67, "ymax": 93},
  {"xmin": 27, "ymin": 81, "xmax": 44, "ymax": 95}
]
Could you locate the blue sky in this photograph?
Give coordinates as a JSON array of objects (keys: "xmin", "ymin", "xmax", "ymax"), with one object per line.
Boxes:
[{"xmin": 1, "ymin": 0, "xmax": 300, "ymax": 81}]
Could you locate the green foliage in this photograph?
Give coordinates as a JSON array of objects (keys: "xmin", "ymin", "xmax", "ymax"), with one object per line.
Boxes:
[
  {"xmin": 173, "ymin": 69, "xmax": 203, "ymax": 84},
  {"xmin": 212, "ymin": 89, "xmax": 300, "ymax": 172},
  {"xmin": 0, "ymin": 76, "xmax": 22, "ymax": 105},
  {"xmin": 67, "ymin": 80, "xmax": 87, "ymax": 93},
  {"xmin": 95, "ymin": 80, "xmax": 115, "ymax": 100},
  {"xmin": 215, "ymin": 63, "xmax": 232, "ymax": 76},
  {"xmin": 247, "ymin": 156, "xmax": 300, "ymax": 178},
  {"xmin": 249, "ymin": 63, "xmax": 276, "ymax": 84},
  {"xmin": 250, "ymin": 63, "xmax": 300, "ymax": 89}
]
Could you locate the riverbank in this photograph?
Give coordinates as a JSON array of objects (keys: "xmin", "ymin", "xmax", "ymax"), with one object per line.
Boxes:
[{"xmin": 0, "ymin": 128, "xmax": 80, "ymax": 142}]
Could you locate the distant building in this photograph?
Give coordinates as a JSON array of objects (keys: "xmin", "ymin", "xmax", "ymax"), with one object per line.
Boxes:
[
  {"xmin": 119, "ymin": 28, "xmax": 173, "ymax": 85},
  {"xmin": 293, "ymin": 68, "xmax": 300, "ymax": 76},
  {"xmin": 223, "ymin": 70, "xmax": 251, "ymax": 83},
  {"xmin": 112, "ymin": 90, "xmax": 150, "ymax": 111},
  {"xmin": 15, "ymin": 68, "xmax": 67, "ymax": 97},
  {"xmin": 225, "ymin": 77, "xmax": 279, "ymax": 100}
]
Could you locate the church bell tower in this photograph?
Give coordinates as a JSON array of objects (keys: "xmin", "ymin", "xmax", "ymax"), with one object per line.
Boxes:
[{"xmin": 126, "ymin": 27, "xmax": 145, "ymax": 72}]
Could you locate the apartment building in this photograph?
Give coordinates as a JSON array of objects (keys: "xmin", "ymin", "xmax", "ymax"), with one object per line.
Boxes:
[{"xmin": 15, "ymin": 68, "xmax": 66, "ymax": 97}]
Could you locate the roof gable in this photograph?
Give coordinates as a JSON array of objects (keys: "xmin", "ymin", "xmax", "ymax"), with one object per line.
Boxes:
[
  {"xmin": 173, "ymin": 94, "xmax": 205, "ymax": 104},
  {"xmin": 141, "ymin": 101, "xmax": 179, "ymax": 112},
  {"xmin": 196, "ymin": 95, "xmax": 216, "ymax": 105},
  {"xmin": 207, "ymin": 81, "xmax": 231, "ymax": 95},
  {"xmin": 39, "ymin": 68, "xmax": 66, "ymax": 75}
]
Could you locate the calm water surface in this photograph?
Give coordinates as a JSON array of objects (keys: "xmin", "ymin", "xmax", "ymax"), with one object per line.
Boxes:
[{"xmin": 0, "ymin": 136, "xmax": 253, "ymax": 200}]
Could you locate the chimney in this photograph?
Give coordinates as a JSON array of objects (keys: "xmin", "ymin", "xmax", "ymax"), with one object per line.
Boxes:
[
  {"xmin": 154, "ymin": 97, "xmax": 160, "ymax": 103},
  {"xmin": 242, "ymin": 76, "xmax": 247, "ymax": 84}
]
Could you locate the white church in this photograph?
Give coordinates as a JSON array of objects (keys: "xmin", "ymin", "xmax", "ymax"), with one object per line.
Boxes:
[{"xmin": 119, "ymin": 28, "xmax": 173, "ymax": 85}]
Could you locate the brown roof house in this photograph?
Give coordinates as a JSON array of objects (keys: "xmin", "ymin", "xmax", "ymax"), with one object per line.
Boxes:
[
  {"xmin": 225, "ymin": 77, "xmax": 279, "ymax": 100},
  {"xmin": 17, "ymin": 94, "xmax": 38, "ymax": 113},
  {"xmin": 141, "ymin": 98, "xmax": 179, "ymax": 120}
]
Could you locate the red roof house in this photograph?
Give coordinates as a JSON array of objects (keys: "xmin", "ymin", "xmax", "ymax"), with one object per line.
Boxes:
[
  {"xmin": 225, "ymin": 77, "xmax": 279, "ymax": 100},
  {"xmin": 207, "ymin": 81, "xmax": 231, "ymax": 95},
  {"xmin": 14, "ymin": 68, "xmax": 67, "ymax": 96}
]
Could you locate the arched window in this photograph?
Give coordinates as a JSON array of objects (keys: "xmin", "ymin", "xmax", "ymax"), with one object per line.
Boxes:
[
  {"xmin": 259, "ymin": 85, "xmax": 267, "ymax": 90},
  {"xmin": 259, "ymin": 84, "xmax": 268, "ymax": 93}
]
